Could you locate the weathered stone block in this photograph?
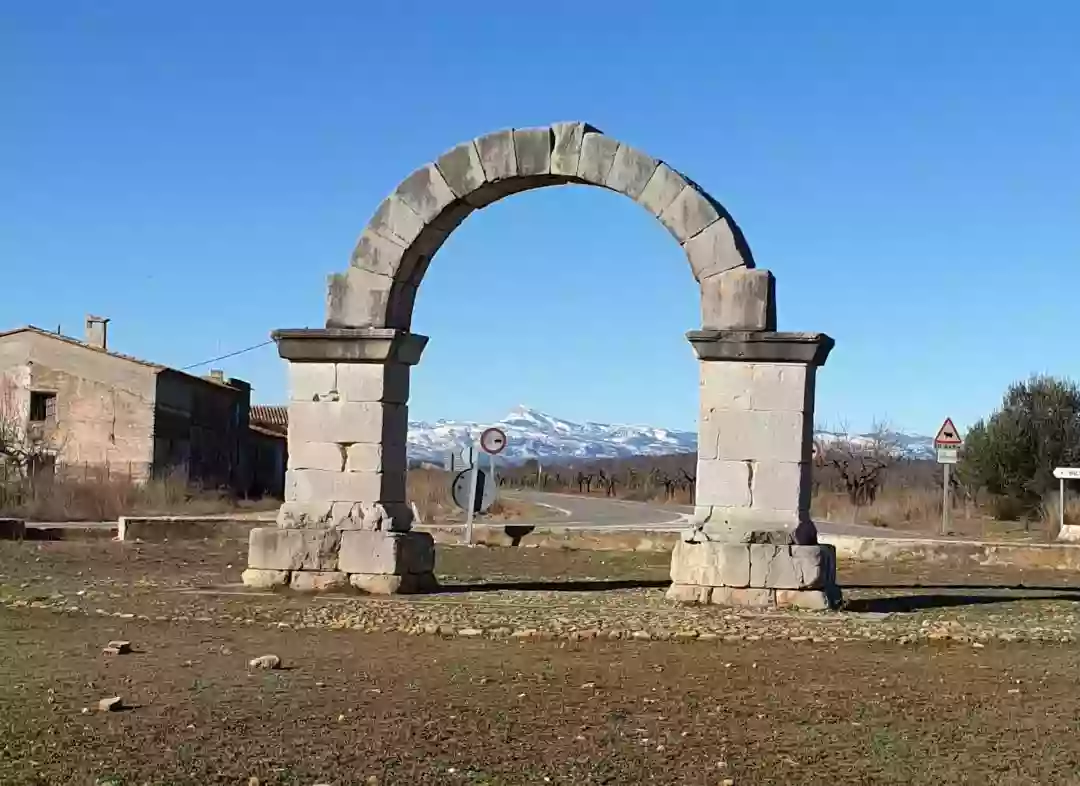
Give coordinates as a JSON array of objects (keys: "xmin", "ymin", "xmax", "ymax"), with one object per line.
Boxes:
[
  {"xmin": 436, "ymin": 140, "xmax": 486, "ymax": 198},
  {"xmin": 750, "ymin": 363, "xmax": 810, "ymax": 412},
  {"xmin": 288, "ymin": 401, "xmax": 406, "ymax": 445},
  {"xmin": 288, "ymin": 441, "xmax": 345, "ymax": 472},
  {"xmin": 748, "ymin": 544, "xmax": 831, "ymax": 589},
  {"xmin": 475, "ymin": 129, "xmax": 517, "ymax": 181},
  {"xmin": 336, "ymin": 363, "xmax": 409, "ymax": 404},
  {"xmin": 338, "ymin": 530, "xmax": 435, "ymax": 575},
  {"xmin": 710, "ymin": 587, "xmax": 773, "ymax": 608},
  {"xmin": 349, "ymin": 571, "xmax": 438, "ymax": 595},
  {"xmin": 699, "ymin": 362, "xmax": 753, "ymax": 415},
  {"xmin": 241, "ymin": 568, "xmax": 291, "ymax": 589},
  {"xmin": 659, "ymin": 186, "xmax": 720, "ymax": 243},
  {"xmin": 275, "ymin": 501, "xmax": 333, "ymax": 528},
  {"xmin": 332, "ymin": 501, "xmax": 414, "ymax": 532},
  {"xmin": 704, "ymin": 409, "xmax": 806, "ymax": 463},
  {"xmin": 576, "ymin": 132, "xmax": 619, "ymax": 184},
  {"xmin": 393, "ymin": 163, "xmax": 457, "ymax": 223},
  {"xmin": 775, "ymin": 589, "xmax": 833, "ymax": 610},
  {"xmin": 665, "ymin": 583, "xmax": 711, "ymax": 604},
  {"xmin": 345, "ymin": 441, "xmax": 407, "ymax": 474},
  {"xmin": 367, "ymin": 195, "xmax": 426, "ymax": 247},
  {"xmin": 682, "ymin": 218, "xmax": 749, "ymax": 281},
  {"xmin": 669, "ymin": 540, "xmax": 750, "ymax": 587},
  {"xmin": 351, "ymin": 228, "xmax": 407, "ymax": 279},
  {"xmin": 700, "ymin": 268, "xmax": 776, "ymax": 331},
  {"xmin": 604, "ymin": 144, "xmax": 658, "ymax": 199},
  {"xmin": 286, "ymin": 468, "xmax": 406, "ymax": 504},
  {"xmin": 693, "ymin": 506, "xmax": 812, "ymax": 542},
  {"xmin": 751, "ymin": 461, "xmax": 810, "ymax": 514},
  {"xmin": 694, "ymin": 459, "xmax": 752, "ymax": 507},
  {"xmin": 513, "ymin": 127, "xmax": 552, "ymax": 176},
  {"xmin": 636, "ymin": 163, "xmax": 686, "ymax": 217},
  {"xmin": 325, "ymin": 268, "xmax": 391, "ymax": 329},
  {"xmin": 550, "ymin": 121, "xmax": 589, "ymax": 176},
  {"xmin": 248, "ymin": 527, "xmax": 341, "ymax": 571},
  {"xmin": 288, "ymin": 362, "xmax": 337, "ymax": 402},
  {"xmin": 289, "ymin": 570, "xmax": 350, "ymax": 592}
]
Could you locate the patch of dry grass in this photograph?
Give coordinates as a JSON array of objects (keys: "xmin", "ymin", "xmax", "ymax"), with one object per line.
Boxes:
[{"xmin": 0, "ymin": 468, "xmax": 278, "ymax": 521}]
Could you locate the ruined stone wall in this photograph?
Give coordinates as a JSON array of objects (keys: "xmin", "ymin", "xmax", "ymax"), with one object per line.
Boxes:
[{"xmin": 0, "ymin": 332, "xmax": 157, "ymax": 480}]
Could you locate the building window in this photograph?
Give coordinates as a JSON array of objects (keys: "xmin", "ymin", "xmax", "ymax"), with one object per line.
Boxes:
[{"xmin": 29, "ymin": 391, "xmax": 57, "ymax": 423}]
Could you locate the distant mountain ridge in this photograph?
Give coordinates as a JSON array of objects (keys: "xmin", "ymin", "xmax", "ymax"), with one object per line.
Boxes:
[{"xmin": 407, "ymin": 406, "xmax": 936, "ymax": 464}]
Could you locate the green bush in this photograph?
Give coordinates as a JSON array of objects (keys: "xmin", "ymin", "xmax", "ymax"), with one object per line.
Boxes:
[{"xmin": 959, "ymin": 375, "xmax": 1080, "ymax": 516}]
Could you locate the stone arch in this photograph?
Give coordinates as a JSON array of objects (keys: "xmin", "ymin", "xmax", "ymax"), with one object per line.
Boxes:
[
  {"xmin": 247, "ymin": 121, "xmax": 839, "ymax": 610},
  {"xmin": 326, "ymin": 122, "xmax": 762, "ymax": 332}
]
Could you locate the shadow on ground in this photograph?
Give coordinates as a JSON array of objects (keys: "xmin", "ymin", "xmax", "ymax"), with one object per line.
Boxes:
[
  {"xmin": 437, "ymin": 578, "xmax": 670, "ymax": 594},
  {"xmin": 845, "ymin": 588, "xmax": 1080, "ymax": 613}
]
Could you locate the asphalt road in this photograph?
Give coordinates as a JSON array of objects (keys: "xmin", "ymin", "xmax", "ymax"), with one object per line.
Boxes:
[
  {"xmin": 506, "ymin": 490, "xmax": 938, "ymax": 539},
  {"xmin": 28, "ymin": 491, "xmax": 939, "ymax": 541}
]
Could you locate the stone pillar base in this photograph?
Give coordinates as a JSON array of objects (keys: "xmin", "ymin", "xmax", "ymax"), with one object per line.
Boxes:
[
  {"xmin": 242, "ymin": 527, "xmax": 437, "ymax": 595},
  {"xmin": 666, "ymin": 538, "xmax": 841, "ymax": 610}
]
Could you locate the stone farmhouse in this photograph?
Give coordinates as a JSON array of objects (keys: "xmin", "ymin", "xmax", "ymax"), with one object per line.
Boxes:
[{"xmin": 0, "ymin": 316, "xmax": 285, "ymax": 498}]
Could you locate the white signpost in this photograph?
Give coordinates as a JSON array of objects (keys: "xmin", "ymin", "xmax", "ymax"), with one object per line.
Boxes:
[
  {"xmin": 1054, "ymin": 467, "xmax": 1080, "ymax": 541},
  {"xmin": 934, "ymin": 417, "xmax": 963, "ymax": 535},
  {"xmin": 461, "ymin": 427, "xmax": 508, "ymax": 545}
]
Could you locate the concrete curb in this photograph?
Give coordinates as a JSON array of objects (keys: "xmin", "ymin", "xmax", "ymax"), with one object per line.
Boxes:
[{"xmin": 117, "ymin": 516, "xmax": 267, "ymax": 542}]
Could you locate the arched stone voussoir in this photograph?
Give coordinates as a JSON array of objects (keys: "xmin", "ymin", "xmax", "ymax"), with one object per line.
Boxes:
[{"xmin": 338, "ymin": 121, "xmax": 756, "ymax": 329}]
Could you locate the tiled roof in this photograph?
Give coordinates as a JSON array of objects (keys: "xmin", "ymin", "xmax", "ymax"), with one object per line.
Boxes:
[
  {"xmin": 250, "ymin": 404, "xmax": 288, "ymax": 432},
  {"xmin": 249, "ymin": 423, "xmax": 287, "ymax": 440},
  {"xmin": 0, "ymin": 325, "xmax": 237, "ymax": 389}
]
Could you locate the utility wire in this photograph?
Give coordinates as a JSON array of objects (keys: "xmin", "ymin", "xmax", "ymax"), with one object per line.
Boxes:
[{"xmin": 178, "ymin": 339, "xmax": 274, "ymax": 371}]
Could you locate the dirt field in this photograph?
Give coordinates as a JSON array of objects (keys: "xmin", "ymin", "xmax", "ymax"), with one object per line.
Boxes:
[{"xmin": 4, "ymin": 540, "xmax": 1080, "ymax": 785}]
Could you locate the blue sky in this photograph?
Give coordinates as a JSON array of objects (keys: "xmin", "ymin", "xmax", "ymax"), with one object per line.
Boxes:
[{"xmin": 3, "ymin": 2, "xmax": 1078, "ymax": 436}]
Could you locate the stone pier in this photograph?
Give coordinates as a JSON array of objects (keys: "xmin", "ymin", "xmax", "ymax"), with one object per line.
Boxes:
[
  {"xmin": 241, "ymin": 328, "xmax": 437, "ymax": 594},
  {"xmin": 667, "ymin": 329, "xmax": 840, "ymax": 609}
]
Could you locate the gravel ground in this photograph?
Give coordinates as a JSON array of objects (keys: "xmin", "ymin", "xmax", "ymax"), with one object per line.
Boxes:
[{"xmin": 4, "ymin": 539, "xmax": 1080, "ymax": 784}]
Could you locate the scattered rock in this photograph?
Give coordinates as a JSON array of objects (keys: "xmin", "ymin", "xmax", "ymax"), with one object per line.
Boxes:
[
  {"xmin": 248, "ymin": 654, "xmax": 282, "ymax": 670},
  {"xmin": 458, "ymin": 628, "xmax": 483, "ymax": 637},
  {"xmin": 98, "ymin": 696, "xmax": 124, "ymax": 712}
]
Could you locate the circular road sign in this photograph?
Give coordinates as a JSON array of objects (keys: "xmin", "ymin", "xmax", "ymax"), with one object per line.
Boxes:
[
  {"xmin": 479, "ymin": 427, "xmax": 508, "ymax": 455},
  {"xmin": 451, "ymin": 469, "xmax": 496, "ymax": 514}
]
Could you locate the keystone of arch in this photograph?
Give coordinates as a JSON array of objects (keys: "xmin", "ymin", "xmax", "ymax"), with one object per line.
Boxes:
[{"xmin": 328, "ymin": 122, "xmax": 757, "ymax": 330}]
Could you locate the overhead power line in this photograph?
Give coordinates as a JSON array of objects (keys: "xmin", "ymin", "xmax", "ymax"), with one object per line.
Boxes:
[{"xmin": 179, "ymin": 339, "xmax": 274, "ymax": 371}]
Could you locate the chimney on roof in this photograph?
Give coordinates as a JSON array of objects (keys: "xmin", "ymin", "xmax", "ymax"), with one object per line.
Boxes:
[
  {"xmin": 85, "ymin": 315, "xmax": 109, "ymax": 350},
  {"xmin": 209, "ymin": 369, "xmax": 225, "ymax": 382}
]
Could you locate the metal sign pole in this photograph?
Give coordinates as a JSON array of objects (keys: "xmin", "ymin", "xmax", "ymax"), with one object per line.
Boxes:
[
  {"xmin": 1061, "ymin": 477, "xmax": 1066, "ymax": 536},
  {"xmin": 464, "ymin": 442, "xmax": 479, "ymax": 545},
  {"xmin": 941, "ymin": 462, "xmax": 950, "ymax": 536}
]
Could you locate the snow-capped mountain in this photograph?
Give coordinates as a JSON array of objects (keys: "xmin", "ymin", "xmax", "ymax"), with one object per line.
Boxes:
[
  {"xmin": 407, "ymin": 406, "xmax": 935, "ymax": 464},
  {"xmin": 813, "ymin": 430, "xmax": 936, "ymax": 461},
  {"xmin": 408, "ymin": 406, "xmax": 697, "ymax": 464}
]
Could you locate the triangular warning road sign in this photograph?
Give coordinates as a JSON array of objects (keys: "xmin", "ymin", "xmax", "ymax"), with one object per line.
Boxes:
[{"xmin": 934, "ymin": 417, "xmax": 962, "ymax": 446}]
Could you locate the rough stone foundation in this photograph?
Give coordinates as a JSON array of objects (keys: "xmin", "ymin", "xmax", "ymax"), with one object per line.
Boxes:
[
  {"xmin": 242, "ymin": 528, "xmax": 436, "ymax": 594},
  {"xmin": 666, "ymin": 539, "xmax": 841, "ymax": 610}
]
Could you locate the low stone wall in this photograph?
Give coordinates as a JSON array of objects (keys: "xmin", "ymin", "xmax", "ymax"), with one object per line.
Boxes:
[
  {"xmin": 419, "ymin": 523, "xmax": 1080, "ymax": 571},
  {"xmin": 416, "ymin": 524, "xmax": 682, "ymax": 552},
  {"xmin": 821, "ymin": 534, "xmax": 1080, "ymax": 570},
  {"xmin": 117, "ymin": 516, "xmax": 265, "ymax": 542}
]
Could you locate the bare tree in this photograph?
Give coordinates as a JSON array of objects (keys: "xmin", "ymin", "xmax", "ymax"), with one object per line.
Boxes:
[
  {"xmin": 822, "ymin": 419, "xmax": 899, "ymax": 521},
  {"xmin": 0, "ymin": 374, "xmax": 60, "ymax": 483}
]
